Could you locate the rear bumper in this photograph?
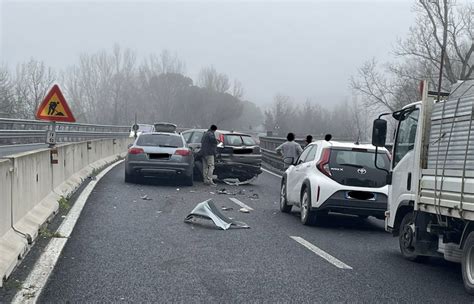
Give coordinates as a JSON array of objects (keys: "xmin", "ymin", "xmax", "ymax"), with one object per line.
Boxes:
[
  {"xmin": 126, "ymin": 160, "xmax": 193, "ymax": 176},
  {"xmin": 214, "ymin": 161, "xmax": 262, "ymax": 179},
  {"xmin": 316, "ymin": 190, "xmax": 387, "ymax": 218}
]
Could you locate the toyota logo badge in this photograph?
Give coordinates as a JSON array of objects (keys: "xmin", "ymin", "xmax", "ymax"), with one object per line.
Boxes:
[{"xmin": 357, "ymin": 168, "xmax": 367, "ymax": 174}]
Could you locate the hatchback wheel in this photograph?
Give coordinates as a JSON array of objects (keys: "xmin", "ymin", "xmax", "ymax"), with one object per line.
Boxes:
[
  {"xmin": 300, "ymin": 187, "xmax": 318, "ymax": 226},
  {"xmin": 280, "ymin": 179, "xmax": 291, "ymax": 213}
]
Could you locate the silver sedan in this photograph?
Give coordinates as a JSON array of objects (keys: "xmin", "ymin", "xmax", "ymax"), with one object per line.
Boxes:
[{"xmin": 125, "ymin": 132, "xmax": 194, "ymax": 185}]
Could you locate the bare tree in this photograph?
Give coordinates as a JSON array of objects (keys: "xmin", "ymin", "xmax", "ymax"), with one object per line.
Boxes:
[
  {"xmin": 397, "ymin": 0, "xmax": 473, "ymax": 83},
  {"xmin": 13, "ymin": 59, "xmax": 56, "ymax": 119},
  {"xmin": 198, "ymin": 66, "xmax": 231, "ymax": 93},
  {"xmin": 352, "ymin": 0, "xmax": 473, "ymax": 112},
  {"xmin": 0, "ymin": 66, "xmax": 14, "ymax": 117},
  {"xmin": 232, "ymin": 79, "xmax": 244, "ymax": 99},
  {"xmin": 159, "ymin": 50, "xmax": 186, "ymax": 74}
]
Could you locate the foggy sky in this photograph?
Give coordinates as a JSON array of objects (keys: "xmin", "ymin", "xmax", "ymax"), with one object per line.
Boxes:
[{"xmin": 0, "ymin": 0, "xmax": 414, "ymax": 107}]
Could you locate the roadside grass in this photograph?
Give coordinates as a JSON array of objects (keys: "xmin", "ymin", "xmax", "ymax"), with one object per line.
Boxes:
[
  {"xmin": 58, "ymin": 196, "xmax": 70, "ymax": 210},
  {"xmin": 38, "ymin": 228, "xmax": 64, "ymax": 239}
]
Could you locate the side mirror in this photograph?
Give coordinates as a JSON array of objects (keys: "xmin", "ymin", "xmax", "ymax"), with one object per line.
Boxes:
[
  {"xmin": 372, "ymin": 119, "xmax": 387, "ymax": 147},
  {"xmin": 127, "ymin": 143, "xmax": 133, "ymax": 149}
]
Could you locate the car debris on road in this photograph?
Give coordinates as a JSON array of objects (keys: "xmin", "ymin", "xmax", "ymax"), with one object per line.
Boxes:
[
  {"xmin": 249, "ymin": 193, "xmax": 259, "ymax": 200},
  {"xmin": 184, "ymin": 199, "xmax": 249, "ymax": 230}
]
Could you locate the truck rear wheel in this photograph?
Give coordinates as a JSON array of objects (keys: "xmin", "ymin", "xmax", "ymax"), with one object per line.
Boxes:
[
  {"xmin": 462, "ymin": 232, "xmax": 474, "ymax": 294},
  {"xmin": 399, "ymin": 212, "xmax": 425, "ymax": 262}
]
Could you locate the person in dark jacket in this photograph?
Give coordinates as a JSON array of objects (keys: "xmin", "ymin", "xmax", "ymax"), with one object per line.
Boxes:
[{"xmin": 200, "ymin": 125, "xmax": 218, "ymax": 185}]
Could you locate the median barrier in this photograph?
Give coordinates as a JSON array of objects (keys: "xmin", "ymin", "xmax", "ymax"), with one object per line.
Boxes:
[{"xmin": 0, "ymin": 138, "xmax": 131, "ymax": 287}]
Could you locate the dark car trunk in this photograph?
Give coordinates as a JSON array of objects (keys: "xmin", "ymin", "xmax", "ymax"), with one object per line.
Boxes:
[{"xmin": 328, "ymin": 148, "xmax": 389, "ymax": 188}]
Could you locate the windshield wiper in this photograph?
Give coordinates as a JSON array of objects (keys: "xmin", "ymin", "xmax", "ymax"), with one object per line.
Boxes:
[{"xmin": 339, "ymin": 163, "xmax": 364, "ymax": 168}]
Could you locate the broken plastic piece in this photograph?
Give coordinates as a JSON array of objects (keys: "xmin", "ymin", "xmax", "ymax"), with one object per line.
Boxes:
[
  {"xmin": 222, "ymin": 176, "xmax": 257, "ymax": 186},
  {"xmin": 184, "ymin": 199, "xmax": 249, "ymax": 230},
  {"xmin": 239, "ymin": 207, "xmax": 250, "ymax": 213},
  {"xmin": 141, "ymin": 195, "xmax": 152, "ymax": 200},
  {"xmin": 218, "ymin": 189, "xmax": 228, "ymax": 194},
  {"xmin": 221, "ymin": 206, "xmax": 233, "ymax": 211},
  {"xmin": 249, "ymin": 193, "xmax": 259, "ymax": 200}
]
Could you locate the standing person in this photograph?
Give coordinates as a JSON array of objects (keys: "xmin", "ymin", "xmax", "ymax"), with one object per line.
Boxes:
[
  {"xmin": 200, "ymin": 125, "xmax": 218, "ymax": 186},
  {"xmin": 305, "ymin": 135, "xmax": 313, "ymax": 147},
  {"xmin": 325, "ymin": 134, "xmax": 332, "ymax": 141},
  {"xmin": 276, "ymin": 132, "xmax": 303, "ymax": 170}
]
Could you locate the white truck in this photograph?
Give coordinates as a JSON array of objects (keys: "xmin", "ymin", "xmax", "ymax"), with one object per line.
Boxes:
[{"xmin": 372, "ymin": 79, "xmax": 474, "ymax": 293}]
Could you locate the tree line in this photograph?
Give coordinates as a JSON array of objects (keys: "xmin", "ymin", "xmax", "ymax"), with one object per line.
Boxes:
[
  {"xmin": 0, "ymin": 46, "xmax": 263, "ymax": 132},
  {"xmin": 263, "ymin": 94, "xmax": 368, "ymax": 142}
]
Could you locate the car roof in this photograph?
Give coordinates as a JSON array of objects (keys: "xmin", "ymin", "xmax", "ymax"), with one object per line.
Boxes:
[
  {"xmin": 310, "ymin": 140, "xmax": 388, "ymax": 152},
  {"xmin": 139, "ymin": 132, "xmax": 182, "ymax": 137},
  {"xmin": 182, "ymin": 129, "xmax": 252, "ymax": 136}
]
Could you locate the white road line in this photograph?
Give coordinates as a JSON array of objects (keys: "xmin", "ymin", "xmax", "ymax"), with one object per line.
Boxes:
[
  {"xmin": 12, "ymin": 160, "xmax": 124, "ymax": 304},
  {"xmin": 262, "ymin": 168, "xmax": 282, "ymax": 178},
  {"xmin": 290, "ymin": 236, "xmax": 353, "ymax": 270},
  {"xmin": 229, "ymin": 197, "xmax": 254, "ymax": 211}
]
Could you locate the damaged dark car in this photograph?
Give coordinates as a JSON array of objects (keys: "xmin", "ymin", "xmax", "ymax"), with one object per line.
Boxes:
[{"xmin": 181, "ymin": 129, "xmax": 262, "ymax": 182}]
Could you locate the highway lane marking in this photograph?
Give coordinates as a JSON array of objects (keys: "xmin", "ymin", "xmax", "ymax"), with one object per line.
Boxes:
[
  {"xmin": 262, "ymin": 168, "xmax": 282, "ymax": 178},
  {"xmin": 229, "ymin": 197, "xmax": 254, "ymax": 211},
  {"xmin": 11, "ymin": 160, "xmax": 124, "ymax": 304},
  {"xmin": 290, "ymin": 236, "xmax": 353, "ymax": 270}
]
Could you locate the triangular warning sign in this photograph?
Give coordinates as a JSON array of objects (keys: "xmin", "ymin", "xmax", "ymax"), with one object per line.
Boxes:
[{"xmin": 36, "ymin": 84, "xmax": 76, "ymax": 122}]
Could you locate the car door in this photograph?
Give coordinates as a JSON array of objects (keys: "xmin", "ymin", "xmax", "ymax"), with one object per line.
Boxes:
[
  {"xmin": 287, "ymin": 145, "xmax": 316, "ymax": 203},
  {"xmin": 389, "ymin": 109, "xmax": 419, "ymax": 226},
  {"xmin": 188, "ymin": 131, "xmax": 204, "ymax": 152}
]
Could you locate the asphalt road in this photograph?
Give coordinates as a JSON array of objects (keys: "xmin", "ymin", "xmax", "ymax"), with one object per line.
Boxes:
[
  {"xmin": 0, "ymin": 144, "xmax": 49, "ymax": 157},
  {"xmin": 34, "ymin": 163, "xmax": 472, "ymax": 302}
]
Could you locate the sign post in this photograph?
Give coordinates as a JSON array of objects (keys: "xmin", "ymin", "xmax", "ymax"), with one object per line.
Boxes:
[
  {"xmin": 35, "ymin": 84, "xmax": 75, "ymax": 152},
  {"xmin": 46, "ymin": 122, "xmax": 57, "ymax": 147}
]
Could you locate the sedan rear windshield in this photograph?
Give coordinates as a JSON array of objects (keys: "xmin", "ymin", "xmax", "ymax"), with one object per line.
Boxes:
[
  {"xmin": 135, "ymin": 124, "xmax": 154, "ymax": 132},
  {"xmin": 137, "ymin": 134, "xmax": 184, "ymax": 147},
  {"xmin": 224, "ymin": 135, "xmax": 256, "ymax": 146},
  {"xmin": 330, "ymin": 149, "xmax": 390, "ymax": 170}
]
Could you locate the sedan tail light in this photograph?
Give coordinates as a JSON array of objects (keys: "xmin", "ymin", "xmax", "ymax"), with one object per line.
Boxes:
[
  {"xmin": 316, "ymin": 148, "xmax": 331, "ymax": 177},
  {"xmin": 174, "ymin": 149, "xmax": 192, "ymax": 156},
  {"xmin": 128, "ymin": 147, "xmax": 144, "ymax": 155}
]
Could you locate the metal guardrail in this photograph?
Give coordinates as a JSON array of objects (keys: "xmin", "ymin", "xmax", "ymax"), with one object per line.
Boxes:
[
  {"xmin": 259, "ymin": 136, "xmax": 394, "ymax": 171},
  {"xmin": 259, "ymin": 136, "xmax": 306, "ymax": 171},
  {"xmin": 0, "ymin": 118, "xmax": 130, "ymax": 145}
]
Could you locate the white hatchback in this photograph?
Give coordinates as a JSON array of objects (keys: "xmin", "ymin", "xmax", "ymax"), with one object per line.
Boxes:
[{"xmin": 280, "ymin": 140, "xmax": 390, "ymax": 225}]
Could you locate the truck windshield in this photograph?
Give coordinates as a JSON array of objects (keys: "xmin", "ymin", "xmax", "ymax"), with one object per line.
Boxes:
[{"xmin": 393, "ymin": 109, "xmax": 419, "ymax": 168}]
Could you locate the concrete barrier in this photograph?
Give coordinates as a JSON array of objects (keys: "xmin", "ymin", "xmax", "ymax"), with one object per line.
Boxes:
[{"xmin": 0, "ymin": 138, "xmax": 130, "ymax": 286}]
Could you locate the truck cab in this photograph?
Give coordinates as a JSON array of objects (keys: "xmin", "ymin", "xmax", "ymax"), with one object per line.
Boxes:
[
  {"xmin": 372, "ymin": 79, "xmax": 474, "ymax": 294},
  {"xmin": 385, "ymin": 101, "xmax": 423, "ymax": 235}
]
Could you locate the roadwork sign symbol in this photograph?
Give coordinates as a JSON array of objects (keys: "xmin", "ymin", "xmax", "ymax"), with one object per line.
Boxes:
[{"xmin": 36, "ymin": 84, "xmax": 75, "ymax": 122}]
